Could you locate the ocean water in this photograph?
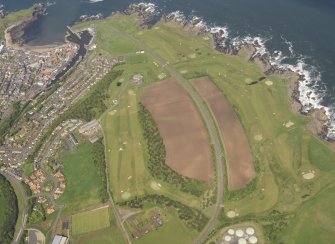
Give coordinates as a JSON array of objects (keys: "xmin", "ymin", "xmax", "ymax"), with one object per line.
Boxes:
[{"xmin": 1, "ymin": 0, "xmax": 335, "ymax": 138}]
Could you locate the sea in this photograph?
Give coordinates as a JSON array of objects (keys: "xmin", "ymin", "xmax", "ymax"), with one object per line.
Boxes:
[{"xmin": 1, "ymin": 0, "xmax": 335, "ymax": 139}]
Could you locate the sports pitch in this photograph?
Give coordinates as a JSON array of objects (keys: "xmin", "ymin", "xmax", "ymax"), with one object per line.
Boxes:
[{"xmin": 72, "ymin": 206, "xmax": 110, "ymax": 236}]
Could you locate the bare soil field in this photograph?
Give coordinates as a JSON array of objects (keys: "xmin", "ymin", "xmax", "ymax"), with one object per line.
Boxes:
[
  {"xmin": 192, "ymin": 78, "xmax": 255, "ymax": 190},
  {"xmin": 141, "ymin": 79, "xmax": 214, "ymax": 181}
]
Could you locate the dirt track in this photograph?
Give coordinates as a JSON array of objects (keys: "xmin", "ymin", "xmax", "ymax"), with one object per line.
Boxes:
[
  {"xmin": 192, "ymin": 78, "xmax": 255, "ymax": 190},
  {"xmin": 141, "ymin": 79, "xmax": 214, "ymax": 182}
]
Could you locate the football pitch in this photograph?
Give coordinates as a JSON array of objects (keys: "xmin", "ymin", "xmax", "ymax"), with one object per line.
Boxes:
[{"xmin": 72, "ymin": 206, "xmax": 111, "ymax": 236}]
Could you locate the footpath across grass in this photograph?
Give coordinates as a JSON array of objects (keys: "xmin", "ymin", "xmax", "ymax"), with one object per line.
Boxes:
[{"xmin": 72, "ymin": 207, "xmax": 110, "ymax": 236}]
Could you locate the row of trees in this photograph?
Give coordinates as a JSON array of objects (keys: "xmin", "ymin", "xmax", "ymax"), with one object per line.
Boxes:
[
  {"xmin": 138, "ymin": 103, "xmax": 207, "ymax": 196},
  {"xmin": 26, "ymin": 69, "xmax": 123, "ymax": 164},
  {"xmin": 92, "ymin": 139, "xmax": 109, "ymax": 203},
  {"xmin": 0, "ymin": 174, "xmax": 19, "ymax": 243},
  {"xmin": 0, "ymin": 102, "xmax": 22, "ymax": 145},
  {"xmin": 119, "ymin": 194, "xmax": 209, "ymax": 231}
]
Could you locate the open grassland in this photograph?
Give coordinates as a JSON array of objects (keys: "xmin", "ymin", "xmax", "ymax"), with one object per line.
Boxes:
[
  {"xmin": 279, "ymin": 181, "xmax": 335, "ymax": 243},
  {"xmin": 57, "ymin": 140, "xmax": 103, "ymax": 214},
  {"xmin": 73, "ymin": 210, "xmax": 124, "ymax": 244},
  {"xmin": 133, "ymin": 210, "xmax": 198, "ymax": 244},
  {"xmin": 192, "ymin": 77, "xmax": 255, "ymax": 190},
  {"xmin": 72, "ymin": 207, "xmax": 110, "ymax": 236},
  {"xmin": 73, "ymin": 14, "xmax": 139, "ymax": 56},
  {"xmin": 141, "ymin": 79, "xmax": 214, "ymax": 181}
]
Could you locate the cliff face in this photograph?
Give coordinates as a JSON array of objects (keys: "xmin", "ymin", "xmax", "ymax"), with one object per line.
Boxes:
[{"xmin": 6, "ymin": 5, "xmax": 45, "ymax": 45}]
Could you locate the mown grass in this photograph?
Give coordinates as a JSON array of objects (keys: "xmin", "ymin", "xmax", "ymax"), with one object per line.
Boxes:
[
  {"xmin": 73, "ymin": 210, "xmax": 125, "ymax": 244},
  {"xmin": 57, "ymin": 141, "xmax": 103, "ymax": 214},
  {"xmin": 72, "ymin": 207, "xmax": 110, "ymax": 236},
  {"xmin": 279, "ymin": 181, "xmax": 335, "ymax": 243},
  {"xmin": 133, "ymin": 210, "xmax": 199, "ymax": 244},
  {"xmin": 101, "ymin": 84, "xmax": 203, "ymax": 210},
  {"xmin": 102, "ymin": 85, "xmax": 147, "ymax": 202},
  {"xmin": 73, "ymin": 14, "xmax": 335, "ymax": 241}
]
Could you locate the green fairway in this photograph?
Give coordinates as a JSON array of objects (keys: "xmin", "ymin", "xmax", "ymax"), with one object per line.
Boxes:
[
  {"xmin": 279, "ymin": 182, "xmax": 335, "ymax": 243},
  {"xmin": 72, "ymin": 207, "xmax": 110, "ymax": 236},
  {"xmin": 72, "ymin": 13, "xmax": 335, "ymax": 241},
  {"xmin": 57, "ymin": 140, "xmax": 103, "ymax": 214},
  {"xmin": 128, "ymin": 18, "xmax": 335, "ymax": 215},
  {"xmin": 102, "ymin": 85, "xmax": 148, "ymax": 202},
  {"xmin": 101, "ymin": 84, "xmax": 209, "ymax": 210}
]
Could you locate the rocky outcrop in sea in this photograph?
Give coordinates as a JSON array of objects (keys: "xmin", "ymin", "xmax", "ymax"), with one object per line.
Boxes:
[{"xmin": 120, "ymin": 3, "xmax": 334, "ymax": 142}]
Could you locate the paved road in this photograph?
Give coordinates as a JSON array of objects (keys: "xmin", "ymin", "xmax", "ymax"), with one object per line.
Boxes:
[
  {"xmin": 1, "ymin": 172, "xmax": 28, "ymax": 244},
  {"xmin": 113, "ymin": 29, "xmax": 225, "ymax": 243}
]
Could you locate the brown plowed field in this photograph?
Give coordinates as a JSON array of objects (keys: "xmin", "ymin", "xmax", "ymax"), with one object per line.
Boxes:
[
  {"xmin": 192, "ymin": 78, "xmax": 255, "ymax": 190},
  {"xmin": 141, "ymin": 79, "xmax": 214, "ymax": 182}
]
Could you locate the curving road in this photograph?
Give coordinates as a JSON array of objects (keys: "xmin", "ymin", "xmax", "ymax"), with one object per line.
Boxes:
[{"xmin": 111, "ymin": 28, "xmax": 225, "ymax": 243}]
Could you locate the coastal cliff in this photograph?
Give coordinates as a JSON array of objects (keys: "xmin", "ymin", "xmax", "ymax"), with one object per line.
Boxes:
[{"xmin": 4, "ymin": 5, "xmax": 45, "ymax": 46}]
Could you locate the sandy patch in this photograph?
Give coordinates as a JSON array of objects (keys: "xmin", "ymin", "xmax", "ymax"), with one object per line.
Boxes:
[
  {"xmin": 203, "ymin": 36, "xmax": 210, "ymax": 40},
  {"xmin": 284, "ymin": 121, "xmax": 295, "ymax": 128},
  {"xmin": 226, "ymin": 210, "xmax": 239, "ymax": 218},
  {"xmin": 265, "ymin": 80, "xmax": 273, "ymax": 86},
  {"xmin": 109, "ymin": 110, "xmax": 117, "ymax": 116},
  {"xmin": 158, "ymin": 73, "xmax": 167, "ymax": 79},
  {"xmin": 128, "ymin": 90, "xmax": 136, "ymax": 96},
  {"xmin": 302, "ymin": 171, "xmax": 315, "ymax": 180},
  {"xmin": 137, "ymin": 31, "xmax": 143, "ymax": 35},
  {"xmin": 254, "ymin": 134, "xmax": 263, "ymax": 141},
  {"xmin": 150, "ymin": 181, "xmax": 161, "ymax": 191},
  {"xmin": 180, "ymin": 70, "xmax": 188, "ymax": 74},
  {"xmin": 188, "ymin": 53, "xmax": 197, "ymax": 59},
  {"xmin": 121, "ymin": 192, "xmax": 131, "ymax": 200}
]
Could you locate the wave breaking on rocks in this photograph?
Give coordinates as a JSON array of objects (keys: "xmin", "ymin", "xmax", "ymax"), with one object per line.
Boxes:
[{"xmin": 124, "ymin": 2, "xmax": 335, "ymax": 141}]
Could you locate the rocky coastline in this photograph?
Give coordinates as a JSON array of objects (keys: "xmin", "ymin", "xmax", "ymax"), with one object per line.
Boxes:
[
  {"xmin": 124, "ymin": 3, "xmax": 333, "ymax": 143},
  {"xmin": 5, "ymin": 4, "xmax": 46, "ymax": 46}
]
